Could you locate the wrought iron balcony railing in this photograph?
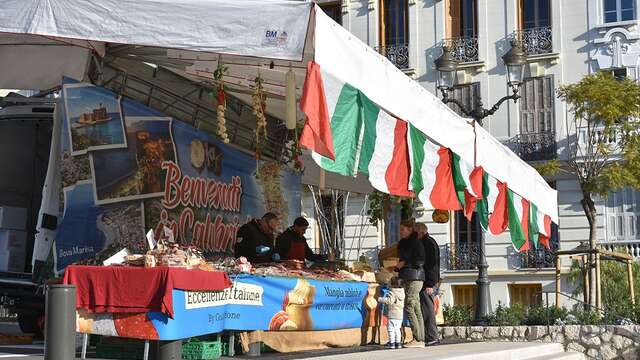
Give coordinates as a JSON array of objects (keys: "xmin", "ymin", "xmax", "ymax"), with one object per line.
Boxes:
[
  {"xmin": 444, "ymin": 36, "xmax": 479, "ymax": 63},
  {"xmin": 503, "ymin": 131, "xmax": 557, "ymax": 162},
  {"xmin": 513, "ymin": 26, "xmax": 553, "ymax": 55},
  {"xmin": 515, "ymin": 247, "xmax": 556, "ymax": 269},
  {"xmin": 375, "ymin": 43, "xmax": 409, "ymax": 70},
  {"xmin": 444, "ymin": 243, "xmax": 480, "ymax": 271}
]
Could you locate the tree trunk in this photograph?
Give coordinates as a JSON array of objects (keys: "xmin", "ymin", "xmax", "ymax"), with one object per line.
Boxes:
[{"xmin": 581, "ymin": 190, "xmax": 598, "ymax": 307}]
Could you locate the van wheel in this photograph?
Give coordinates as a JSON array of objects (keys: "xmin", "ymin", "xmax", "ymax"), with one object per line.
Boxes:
[{"xmin": 18, "ymin": 313, "xmax": 43, "ymax": 337}]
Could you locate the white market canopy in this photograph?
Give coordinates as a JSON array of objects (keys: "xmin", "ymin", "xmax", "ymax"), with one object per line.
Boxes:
[{"xmin": 0, "ymin": 0, "xmax": 558, "ymax": 246}]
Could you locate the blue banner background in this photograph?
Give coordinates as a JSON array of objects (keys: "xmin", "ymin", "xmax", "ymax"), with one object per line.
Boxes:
[
  {"xmin": 55, "ymin": 79, "xmax": 301, "ymax": 273},
  {"xmin": 148, "ymin": 275, "xmax": 372, "ymax": 340}
]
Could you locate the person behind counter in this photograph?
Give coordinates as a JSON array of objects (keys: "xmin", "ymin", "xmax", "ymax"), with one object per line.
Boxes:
[
  {"xmin": 276, "ymin": 217, "xmax": 325, "ymax": 262},
  {"xmin": 234, "ymin": 212, "xmax": 280, "ymax": 263}
]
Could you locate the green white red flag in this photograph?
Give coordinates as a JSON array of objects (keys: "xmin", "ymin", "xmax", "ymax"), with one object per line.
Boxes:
[
  {"xmin": 299, "ymin": 61, "xmax": 554, "ymax": 251},
  {"xmin": 301, "ymin": 62, "xmax": 412, "ymax": 196}
]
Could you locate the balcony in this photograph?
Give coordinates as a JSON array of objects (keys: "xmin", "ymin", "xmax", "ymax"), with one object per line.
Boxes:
[
  {"xmin": 513, "ymin": 26, "xmax": 553, "ymax": 56},
  {"xmin": 600, "ymin": 241, "xmax": 640, "ymax": 260},
  {"xmin": 444, "ymin": 36, "xmax": 479, "ymax": 63},
  {"xmin": 375, "ymin": 43, "xmax": 409, "ymax": 70},
  {"xmin": 503, "ymin": 132, "xmax": 557, "ymax": 162},
  {"xmin": 514, "ymin": 247, "xmax": 556, "ymax": 269},
  {"xmin": 444, "ymin": 243, "xmax": 480, "ymax": 271}
]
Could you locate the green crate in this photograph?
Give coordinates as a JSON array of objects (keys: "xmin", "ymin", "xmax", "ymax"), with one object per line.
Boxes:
[
  {"xmin": 182, "ymin": 339, "xmax": 222, "ymax": 360},
  {"xmin": 96, "ymin": 343, "xmax": 145, "ymax": 360}
]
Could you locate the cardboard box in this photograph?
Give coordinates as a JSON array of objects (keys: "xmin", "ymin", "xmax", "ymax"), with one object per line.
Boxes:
[
  {"xmin": 0, "ymin": 229, "xmax": 27, "ymax": 272},
  {"xmin": 0, "ymin": 206, "xmax": 27, "ymax": 230}
]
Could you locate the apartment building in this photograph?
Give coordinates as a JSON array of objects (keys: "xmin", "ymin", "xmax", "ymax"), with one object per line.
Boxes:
[{"xmin": 300, "ymin": 0, "xmax": 640, "ymax": 311}]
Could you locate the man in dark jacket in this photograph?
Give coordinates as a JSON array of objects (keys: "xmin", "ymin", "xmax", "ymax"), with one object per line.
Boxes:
[
  {"xmin": 415, "ymin": 222, "xmax": 440, "ymax": 346},
  {"xmin": 234, "ymin": 212, "xmax": 280, "ymax": 263},
  {"xmin": 276, "ymin": 217, "xmax": 323, "ymax": 262}
]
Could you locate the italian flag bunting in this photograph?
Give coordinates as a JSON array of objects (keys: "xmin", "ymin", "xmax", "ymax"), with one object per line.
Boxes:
[
  {"xmin": 358, "ymin": 111, "xmax": 413, "ymax": 196},
  {"xmin": 299, "ymin": 62, "xmax": 555, "ymax": 254},
  {"xmin": 302, "ymin": 61, "xmax": 412, "ymax": 196},
  {"xmin": 507, "ymin": 189, "xmax": 531, "ymax": 251},
  {"xmin": 529, "ymin": 203, "xmax": 541, "ymax": 249},
  {"xmin": 408, "ymin": 124, "xmax": 440, "ymax": 209},
  {"xmin": 489, "ymin": 181, "xmax": 509, "ymax": 235},
  {"xmin": 451, "ymin": 153, "xmax": 482, "ymax": 220},
  {"xmin": 539, "ymin": 215, "xmax": 553, "ymax": 249}
]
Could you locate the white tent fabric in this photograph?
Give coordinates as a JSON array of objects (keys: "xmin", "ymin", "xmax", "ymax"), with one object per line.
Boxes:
[{"xmin": 0, "ymin": 0, "xmax": 558, "ymax": 222}]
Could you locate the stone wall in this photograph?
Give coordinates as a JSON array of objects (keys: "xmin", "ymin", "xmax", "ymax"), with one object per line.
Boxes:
[{"xmin": 439, "ymin": 325, "xmax": 640, "ymax": 359}]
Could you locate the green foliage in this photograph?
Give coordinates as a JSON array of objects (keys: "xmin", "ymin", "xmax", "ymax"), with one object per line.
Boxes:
[
  {"xmin": 557, "ymin": 71, "xmax": 640, "ymax": 197},
  {"xmin": 366, "ymin": 190, "xmax": 385, "ymax": 227},
  {"xmin": 571, "ymin": 309, "xmax": 602, "ymax": 325},
  {"xmin": 534, "ymin": 159, "xmax": 560, "ymax": 177},
  {"xmin": 486, "ymin": 302, "xmax": 526, "ymax": 326},
  {"xmin": 443, "ymin": 304, "xmax": 473, "ymax": 326},
  {"xmin": 523, "ymin": 305, "xmax": 569, "ymax": 326},
  {"xmin": 568, "ymin": 254, "xmax": 640, "ymax": 323},
  {"xmin": 366, "ymin": 190, "xmax": 414, "ymax": 226}
]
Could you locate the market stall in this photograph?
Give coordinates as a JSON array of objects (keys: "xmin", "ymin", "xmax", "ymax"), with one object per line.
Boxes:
[{"xmin": 0, "ymin": 0, "xmax": 559, "ymax": 356}]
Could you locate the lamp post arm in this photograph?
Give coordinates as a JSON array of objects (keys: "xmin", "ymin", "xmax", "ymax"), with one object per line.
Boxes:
[
  {"xmin": 486, "ymin": 93, "xmax": 521, "ymax": 117},
  {"xmin": 442, "ymin": 97, "xmax": 475, "ymax": 118}
]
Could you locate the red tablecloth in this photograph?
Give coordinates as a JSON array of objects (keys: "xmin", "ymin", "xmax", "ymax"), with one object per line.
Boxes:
[{"xmin": 63, "ymin": 265, "xmax": 231, "ymax": 318}]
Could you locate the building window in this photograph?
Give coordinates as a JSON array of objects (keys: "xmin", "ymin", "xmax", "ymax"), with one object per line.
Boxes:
[
  {"xmin": 319, "ymin": 2, "xmax": 342, "ymax": 24},
  {"xmin": 516, "ymin": 0, "xmax": 552, "ymax": 55},
  {"xmin": 380, "ymin": 0, "xmax": 408, "ymax": 47},
  {"xmin": 447, "ymin": 82, "xmax": 480, "ymax": 118},
  {"xmin": 377, "ymin": 0, "xmax": 409, "ymax": 69},
  {"xmin": 445, "ymin": 0, "xmax": 479, "ymax": 62},
  {"xmin": 452, "ymin": 284, "xmax": 477, "ymax": 308},
  {"xmin": 446, "ymin": 0, "xmax": 477, "ymax": 38},
  {"xmin": 519, "ymin": 0, "xmax": 551, "ymax": 29},
  {"xmin": 509, "ymin": 283, "xmax": 542, "ymax": 307},
  {"xmin": 604, "ymin": 0, "xmax": 635, "ymax": 23},
  {"xmin": 604, "ymin": 188, "xmax": 640, "ymax": 242},
  {"xmin": 455, "ymin": 211, "xmax": 480, "ymax": 245},
  {"xmin": 520, "ymin": 76, "xmax": 554, "ymax": 135}
]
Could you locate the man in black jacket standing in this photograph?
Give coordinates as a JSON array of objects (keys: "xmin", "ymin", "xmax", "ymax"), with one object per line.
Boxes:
[{"xmin": 415, "ymin": 222, "xmax": 440, "ymax": 346}]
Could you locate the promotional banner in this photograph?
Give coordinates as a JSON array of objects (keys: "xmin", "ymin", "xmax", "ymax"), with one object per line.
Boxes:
[
  {"xmin": 76, "ymin": 274, "xmax": 377, "ymax": 340},
  {"xmin": 54, "ymin": 79, "xmax": 301, "ymax": 273}
]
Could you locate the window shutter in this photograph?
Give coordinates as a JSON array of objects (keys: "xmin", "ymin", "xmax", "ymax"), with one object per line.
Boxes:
[
  {"xmin": 520, "ymin": 76, "xmax": 554, "ymax": 134},
  {"xmin": 447, "ymin": 0, "xmax": 462, "ymax": 38}
]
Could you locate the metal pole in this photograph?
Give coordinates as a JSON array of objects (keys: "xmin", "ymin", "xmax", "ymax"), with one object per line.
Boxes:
[
  {"xmin": 555, "ymin": 256, "xmax": 561, "ymax": 309},
  {"xmin": 473, "ymin": 220, "xmax": 491, "ymax": 325},
  {"xmin": 44, "ymin": 284, "xmax": 76, "ymax": 360},
  {"xmin": 155, "ymin": 340, "xmax": 182, "ymax": 360},
  {"xmin": 81, "ymin": 333, "xmax": 88, "ymax": 359}
]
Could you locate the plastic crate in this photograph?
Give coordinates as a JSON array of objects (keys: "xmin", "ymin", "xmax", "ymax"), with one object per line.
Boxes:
[
  {"xmin": 95, "ymin": 342, "xmax": 145, "ymax": 360},
  {"xmin": 182, "ymin": 339, "xmax": 222, "ymax": 360}
]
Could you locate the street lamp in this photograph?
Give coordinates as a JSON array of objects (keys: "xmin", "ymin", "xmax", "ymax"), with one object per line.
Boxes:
[
  {"xmin": 436, "ymin": 39, "xmax": 526, "ymax": 126},
  {"xmin": 435, "ymin": 39, "xmax": 527, "ymax": 325}
]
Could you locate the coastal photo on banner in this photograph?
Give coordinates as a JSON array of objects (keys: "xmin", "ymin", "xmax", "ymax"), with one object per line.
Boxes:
[{"xmin": 55, "ymin": 78, "xmax": 301, "ymax": 273}]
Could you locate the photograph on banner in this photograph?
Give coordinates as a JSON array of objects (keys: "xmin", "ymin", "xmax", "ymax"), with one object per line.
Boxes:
[
  {"xmin": 63, "ymin": 82, "xmax": 126, "ymax": 155},
  {"xmin": 54, "ymin": 181, "xmax": 145, "ymax": 273},
  {"xmin": 90, "ymin": 117, "xmax": 177, "ymax": 205},
  {"xmin": 142, "ymin": 120, "xmax": 302, "ymax": 253}
]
